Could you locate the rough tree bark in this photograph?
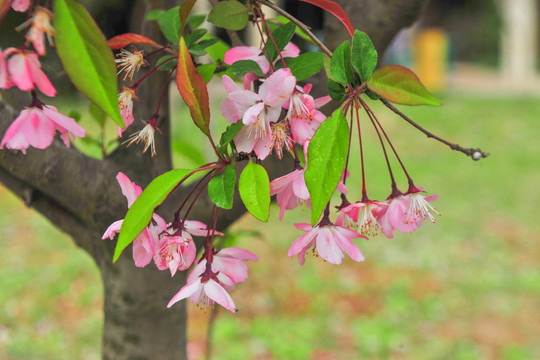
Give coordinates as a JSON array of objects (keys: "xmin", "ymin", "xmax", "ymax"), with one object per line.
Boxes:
[{"xmin": 0, "ymin": 0, "xmax": 429, "ymax": 359}]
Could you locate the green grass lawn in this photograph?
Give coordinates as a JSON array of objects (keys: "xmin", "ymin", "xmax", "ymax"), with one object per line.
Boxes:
[{"xmin": 1, "ymin": 93, "xmax": 539, "ymax": 359}]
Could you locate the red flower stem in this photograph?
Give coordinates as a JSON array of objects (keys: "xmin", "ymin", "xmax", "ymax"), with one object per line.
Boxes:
[
  {"xmin": 173, "ymin": 169, "xmax": 216, "ymax": 228},
  {"xmin": 360, "ymin": 98, "xmax": 397, "ymax": 189},
  {"xmin": 354, "ymin": 101, "xmax": 368, "ymax": 201},
  {"xmin": 341, "ymin": 101, "xmax": 353, "ymax": 187},
  {"xmin": 251, "ymin": 5, "xmax": 275, "ymax": 73},
  {"xmin": 208, "ymin": 136, "xmax": 227, "ymax": 164},
  {"xmin": 255, "ymin": 4, "xmax": 287, "ymax": 68},
  {"xmin": 154, "ymin": 67, "xmax": 177, "ymax": 115},
  {"xmin": 143, "ymin": 46, "xmax": 173, "ymax": 59},
  {"xmin": 181, "ymin": 166, "xmax": 223, "ymax": 226},
  {"xmin": 257, "ymin": 0, "xmax": 332, "ymax": 57},
  {"xmin": 360, "ymin": 98, "xmax": 412, "ymax": 182},
  {"xmin": 380, "ymin": 98, "xmax": 489, "ymax": 160},
  {"xmin": 131, "ymin": 56, "xmax": 177, "ymax": 88}
]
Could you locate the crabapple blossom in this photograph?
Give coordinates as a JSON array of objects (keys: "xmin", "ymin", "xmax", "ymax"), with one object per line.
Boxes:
[
  {"xmin": 124, "ymin": 115, "xmax": 159, "ymax": 156},
  {"xmin": 117, "ymin": 87, "xmax": 138, "ymax": 136},
  {"xmin": 289, "ymin": 223, "xmax": 366, "ymax": 265},
  {"xmin": 221, "ymin": 68, "xmax": 296, "ymax": 159},
  {"xmin": 2, "ymin": 48, "xmax": 56, "ymax": 96},
  {"xmin": 167, "ymin": 271, "xmax": 237, "ymax": 313},
  {"xmin": 115, "ymin": 48, "xmax": 148, "ymax": 80},
  {"xmin": 188, "ymin": 247, "xmax": 258, "ymax": 289},
  {"xmin": 270, "ymin": 168, "xmax": 310, "ymax": 221},
  {"xmin": 17, "ymin": 7, "xmax": 55, "ymax": 56},
  {"xmin": 0, "ymin": 104, "xmax": 85, "ymax": 152},
  {"xmin": 338, "ymin": 200, "xmax": 385, "ymax": 236},
  {"xmin": 102, "ymin": 172, "xmax": 167, "ymax": 267}
]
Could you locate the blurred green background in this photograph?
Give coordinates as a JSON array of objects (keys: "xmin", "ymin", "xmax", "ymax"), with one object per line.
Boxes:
[{"xmin": 1, "ymin": 91, "xmax": 539, "ymax": 359}]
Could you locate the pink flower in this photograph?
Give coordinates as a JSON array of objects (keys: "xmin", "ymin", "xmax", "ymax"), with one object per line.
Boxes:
[
  {"xmin": 17, "ymin": 7, "xmax": 55, "ymax": 56},
  {"xmin": 153, "ymin": 220, "xmax": 221, "ymax": 276},
  {"xmin": 0, "ymin": 104, "xmax": 85, "ymax": 152},
  {"xmin": 286, "ymin": 84, "xmax": 331, "ymax": 145},
  {"xmin": 221, "ymin": 68, "xmax": 295, "ymax": 160},
  {"xmin": 167, "ymin": 272, "xmax": 237, "ymax": 313},
  {"xmin": 337, "ymin": 200, "xmax": 385, "ymax": 236},
  {"xmin": 3, "ymin": 48, "xmax": 56, "ymax": 97},
  {"xmin": 289, "ymin": 223, "xmax": 366, "ymax": 265},
  {"xmin": 224, "ymin": 43, "xmax": 300, "ymax": 89},
  {"xmin": 115, "ymin": 48, "xmax": 147, "ymax": 80},
  {"xmin": 188, "ymin": 247, "xmax": 258, "ymax": 289},
  {"xmin": 270, "ymin": 168, "xmax": 310, "ymax": 221},
  {"xmin": 375, "ymin": 188, "xmax": 439, "ymax": 238},
  {"xmin": 101, "ymin": 172, "xmax": 167, "ymax": 267},
  {"xmin": 0, "ymin": 49, "xmax": 12, "ymax": 89},
  {"xmin": 11, "ymin": 0, "xmax": 30, "ymax": 12},
  {"xmin": 117, "ymin": 87, "xmax": 138, "ymax": 136}
]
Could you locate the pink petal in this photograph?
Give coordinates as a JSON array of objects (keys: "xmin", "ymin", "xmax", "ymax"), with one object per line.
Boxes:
[
  {"xmin": 334, "ymin": 227, "xmax": 365, "ymax": 262},
  {"xmin": 288, "ymin": 227, "xmax": 318, "ymax": 259},
  {"xmin": 224, "ymin": 46, "xmax": 260, "ymax": 65},
  {"xmin": 282, "ymin": 42, "xmax": 300, "ymax": 58},
  {"xmin": 167, "ymin": 280, "xmax": 203, "ymax": 308},
  {"xmin": 204, "ymin": 280, "xmax": 237, "ymax": 313},
  {"xmin": 7, "ymin": 53, "xmax": 33, "ymax": 91},
  {"xmin": 218, "ymin": 247, "xmax": 258, "ymax": 261},
  {"xmin": 20, "ymin": 108, "xmax": 55, "ymax": 149},
  {"xmin": 259, "ymin": 68, "xmax": 296, "ymax": 108},
  {"xmin": 11, "ymin": 0, "xmax": 30, "ymax": 12},
  {"xmin": 102, "ymin": 219, "xmax": 123, "ymax": 240},
  {"xmin": 252, "ymin": 131, "xmax": 273, "ymax": 160},
  {"xmin": 41, "ymin": 106, "xmax": 85, "ymax": 138},
  {"xmin": 242, "ymin": 102, "xmax": 265, "ymax": 126},
  {"xmin": 26, "ymin": 53, "xmax": 56, "ymax": 97},
  {"xmin": 315, "ymin": 228, "xmax": 344, "ymax": 265},
  {"xmin": 233, "ymin": 124, "xmax": 256, "ymax": 154},
  {"xmin": 116, "ymin": 172, "xmax": 142, "ymax": 207},
  {"xmin": 213, "ymin": 257, "xmax": 248, "ymax": 283}
]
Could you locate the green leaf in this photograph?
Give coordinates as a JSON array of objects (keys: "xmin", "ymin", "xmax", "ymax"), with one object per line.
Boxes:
[
  {"xmin": 272, "ymin": 15, "xmax": 315, "ymax": 45},
  {"xmin": 351, "ymin": 30, "xmax": 378, "ymax": 82},
  {"xmin": 176, "ymin": 37, "xmax": 211, "ymax": 136},
  {"xmin": 229, "ymin": 60, "xmax": 265, "ymax": 78},
  {"xmin": 172, "ymin": 140, "xmax": 207, "ymax": 166},
  {"xmin": 275, "ymin": 52, "xmax": 324, "ymax": 81},
  {"xmin": 239, "ymin": 162, "xmax": 270, "ymax": 222},
  {"xmin": 327, "ymin": 79, "xmax": 346, "ymax": 102},
  {"xmin": 197, "ymin": 63, "xmax": 216, "ymax": 83},
  {"xmin": 305, "ymin": 109, "xmax": 349, "ymax": 225},
  {"xmin": 157, "ymin": 6, "xmax": 181, "ymax": 44},
  {"xmin": 185, "ymin": 28, "xmax": 207, "ymax": 47},
  {"xmin": 206, "ymin": 39, "xmax": 230, "ymax": 63},
  {"xmin": 155, "ymin": 55, "xmax": 177, "ymax": 71},
  {"xmin": 219, "ymin": 121, "xmax": 243, "ymax": 146},
  {"xmin": 208, "ymin": 0, "xmax": 248, "ymax": 31},
  {"xmin": 208, "ymin": 165, "xmax": 236, "ymax": 209},
  {"xmin": 89, "ymin": 103, "xmax": 106, "ymax": 126},
  {"xmin": 146, "ymin": 9, "xmax": 165, "ymax": 21},
  {"xmin": 331, "ymin": 40, "xmax": 354, "ymax": 85},
  {"xmin": 188, "ymin": 14, "xmax": 206, "ymax": 29},
  {"xmin": 367, "ymin": 65, "xmax": 442, "ymax": 106},
  {"xmin": 54, "ymin": 0, "xmax": 123, "ymax": 127},
  {"xmin": 264, "ymin": 22, "xmax": 296, "ymax": 62},
  {"xmin": 114, "ymin": 169, "xmax": 192, "ymax": 262}
]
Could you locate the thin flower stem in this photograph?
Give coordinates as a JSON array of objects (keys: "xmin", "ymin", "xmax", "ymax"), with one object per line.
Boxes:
[
  {"xmin": 255, "ymin": 4, "xmax": 287, "ymax": 68},
  {"xmin": 181, "ymin": 168, "xmax": 222, "ymax": 227},
  {"xmin": 380, "ymin": 98, "xmax": 489, "ymax": 160},
  {"xmin": 341, "ymin": 101, "xmax": 353, "ymax": 187},
  {"xmin": 361, "ymin": 98, "xmax": 412, "ymax": 181},
  {"xmin": 257, "ymin": 0, "xmax": 332, "ymax": 58},
  {"xmin": 354, "ymin": 101, "xmax": 368, "ymax": 201},
  {"xmin": 154, "ymin": 67, "xmax": 177, "ymax": 115},
  {"xmin": 361, "ymin": 98, "xmax": 397, "ymax": 188},
  {"xmin": 174, "ymin": 169, "xmax": 216, "ymax": 227},
  {"xmin": 251, "ymin": 5, "xmax": 275, "ymax": 72},
  {"xmin": 143, "ymin": 46, "xmax": 174, "ymax": 59},
  {"xmin": 132, "ymin": 56, "xmax": 177, "ymax": 88}
]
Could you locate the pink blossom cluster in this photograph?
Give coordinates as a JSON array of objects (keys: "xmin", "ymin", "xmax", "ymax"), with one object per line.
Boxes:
[
  {"xmin": 102, "ymin": 173, "xmax": 258, "ymax": 313},
  {"xmin": 0, "ymin": 5, "xmax": 86, "ymax": 153}
]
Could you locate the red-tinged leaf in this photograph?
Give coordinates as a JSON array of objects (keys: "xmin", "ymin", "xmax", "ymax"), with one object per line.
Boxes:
[
  {"xmin": 367, "ymin": 65, "xmax": 442, "ymax": 106},
  {"xmin": 107, "ymin": 33, "xmax": 162, "ymax": 50},
  {"xmin": 0, "ymin": 0, "xmax": 11, "ymax": 25},
  {"xmin": 176, "ymin": 36, "xmax": 211, "ymax": 136},
  {"xmin": 300, "ymin": 0, "xmax": 354, "ymax": 38},
  {"xmin": 180, "ymin": 0, "xmax": 197, "ymax": 37}
]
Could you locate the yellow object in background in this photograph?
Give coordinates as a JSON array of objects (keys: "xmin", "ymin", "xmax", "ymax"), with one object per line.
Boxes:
[{"xmin": 414, "ymin": 28, "xmax": 448, "ymax": 92}]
